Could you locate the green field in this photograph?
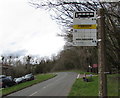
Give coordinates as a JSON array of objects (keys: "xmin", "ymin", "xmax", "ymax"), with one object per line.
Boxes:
[
  {"xmin": 1, "ymin": 73, "xmax": 56, "ymax": 96},
  {"xmin": 71, "ymin": 70, "xmax": 97, "ymax": 75},
  {"xmin": 61, "ymin": 69, "xmax": 97, "ymax": 75},
  {"xmin": 69, "ymin": 74, "xmax": 119, "ymax": 96}
]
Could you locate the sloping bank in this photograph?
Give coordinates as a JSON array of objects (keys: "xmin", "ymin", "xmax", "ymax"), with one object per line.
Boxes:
[{"xmin": 69, "ymin": 74, "xmax": 118, "ymax": 96}]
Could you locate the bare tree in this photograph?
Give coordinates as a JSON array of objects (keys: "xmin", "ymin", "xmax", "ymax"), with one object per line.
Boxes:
[
  {"xmin": 29, "ymin": 0, "xmax": 120, "ymax": 72},
  {"xmin": 1, "ymin": 56, "xmax": 5, "ymax": 65}
]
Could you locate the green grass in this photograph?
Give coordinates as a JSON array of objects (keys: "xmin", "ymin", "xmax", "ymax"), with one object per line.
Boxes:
[
  {"xmin": 107, "ymin": 74, "xmax": 119, "ymax": 96},
  {"xmin": 69, "ymin": 74, "xmax": 119, "ymax": 96},
  {"xmin": 1, "ymin": 73, "xmax": 56, "ymax": 96},
  {"xmin": 69, "ymin": 76, "xmax": 98, "ymax": 96},
  {"xmin": 70, "ymin": 70, "xmax": 97, "ymax": 75},
  {"xmin": 59, "ymin": 69, "xmax": 97, "ymax": 75}
]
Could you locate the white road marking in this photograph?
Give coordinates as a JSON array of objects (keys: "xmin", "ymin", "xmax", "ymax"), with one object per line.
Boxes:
[
  {"xmin": 29, "ymin": 73, "xmax": 68, "ymax": 96},
  {"xmin": 77, "ymin": 74, "xmax": 80, "ymax": 79},
  {"xmin": 0, "ymin": 88, "xmax": 3, "ymax": 90},
  {"xmin": 42, "ymin": 73, "xmax": 67, "ymax": 89},
  {"xmin": 43, "ymin": 86, "xmax": 46, "ymax": 89},
  {"xmin": 29, "ymin": 91, "xmax": 38, "ymax": 96},
  {"xmin": 55, "ymin": 73, "xmax": 67, "ymax": 82}
]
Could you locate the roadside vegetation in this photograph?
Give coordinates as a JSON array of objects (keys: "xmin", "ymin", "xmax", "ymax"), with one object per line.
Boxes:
[
  {"xmin": 107, "ymin": 74, "xmax": 119, "ymax": 96},
  {"xmin": 1, "ymin": 73, "xmax": 56, "ymax": 96},
  {"xmin": 69, "ymin": 74, "xmax": 118, "ymax": 96},
  {"xmin": 0, "ymin": 0, "xmax": 119, "ymax": 80},
  {"xmin": 0, "ymin": 1, "xmax": 119, "ymax": 97},
  {"xmin": 68, "ymin": 70, "xmax": 97, "ymax": 75},
  {"xmin": 28, "ymin": 0, "xmax": 120, "ymax": 75}
]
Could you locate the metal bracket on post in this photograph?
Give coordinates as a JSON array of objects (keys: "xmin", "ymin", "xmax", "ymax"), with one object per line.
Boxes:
[
  {"xmin": 96, "ymin": 39, "xmax": 102, "ymax": 44},
  {"xmin": 97, "ymin": 16, "xmax": 101, "ymax": 19},
  {"xmin": 97, "ymin": 39, "xmax": 102, "ymax": 42}
]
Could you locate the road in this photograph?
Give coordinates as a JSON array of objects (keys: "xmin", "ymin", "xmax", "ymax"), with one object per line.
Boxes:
[{"xmin": 7, "ymin": 72, "xmax": 77, "ymax": 96}]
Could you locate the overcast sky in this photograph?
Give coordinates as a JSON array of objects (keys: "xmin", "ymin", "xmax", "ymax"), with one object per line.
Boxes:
[{"xmin": 0, "ymin": 0, "xmax": 65, "ymax": 58}]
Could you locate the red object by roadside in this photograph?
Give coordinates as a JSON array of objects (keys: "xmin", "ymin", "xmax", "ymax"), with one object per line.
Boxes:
[{"xmin": 93, "ymin": 64, "xmax": 98, "ymax": 68}]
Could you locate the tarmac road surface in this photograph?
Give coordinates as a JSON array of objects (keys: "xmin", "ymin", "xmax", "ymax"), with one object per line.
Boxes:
[{"xmin": 7, "ymin": 72, "xmax": 77, "ymax": 96}]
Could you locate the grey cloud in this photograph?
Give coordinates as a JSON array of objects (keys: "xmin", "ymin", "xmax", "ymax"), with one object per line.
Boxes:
[
  {"xmin": 10, "ymin": 42, "xmax": 17, "ymax": 45},
  {"xmin": 2, "ymin": 49, "xmax": 28, "ymax": 57}
]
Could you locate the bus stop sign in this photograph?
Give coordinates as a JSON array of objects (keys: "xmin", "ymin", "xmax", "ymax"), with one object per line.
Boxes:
[{"xmin": 73, "ymin": 11, "xmax": 97, "ymax": 46}]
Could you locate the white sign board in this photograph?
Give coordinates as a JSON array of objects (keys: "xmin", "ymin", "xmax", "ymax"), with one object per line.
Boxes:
[{"xmin": 73, "ymin": 11, "xmax": 97, "ymax": 46}]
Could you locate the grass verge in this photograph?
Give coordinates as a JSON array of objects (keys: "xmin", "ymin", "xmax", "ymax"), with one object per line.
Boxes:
[
  {"xmin": 69, "ymin": 74, "xmax": 118, "ymax": 96},
  {"xmin": 69, "ymin": 76, "xmax": 98, "ymax": 96},
  {"xmin": 107, "ymin": 74, "xmax": 119, "ymax": 96},
  {"xmin": 1, "ymin": 73, "xmax": 56, "ymax": 96},
  {"xmin": 58, "ymin": 69, "xmax": 97, "ymax": 75},
  {"xmin": 70, "ymin": 70, "xmax": 97, "ymax": 75}
]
